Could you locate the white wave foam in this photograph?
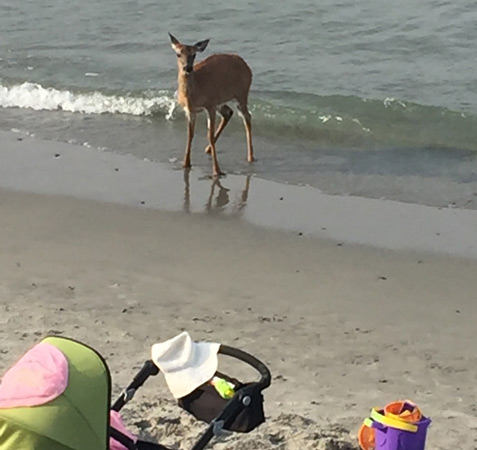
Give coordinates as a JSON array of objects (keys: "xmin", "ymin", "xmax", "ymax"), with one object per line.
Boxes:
[
  {"xmin": 319, "ymin": 114, "xmax": 344, "ymax": 124},
  {"xmin": 0, "ymin": 82, "xmax": 175, "ymax": 117},
  {"xmin": 384, "ymin": 97, "xmax": 406, "ymax": 108},
  {"xmin": 10, "ymin": 128, "xmax": 36, "ymax": 138}
]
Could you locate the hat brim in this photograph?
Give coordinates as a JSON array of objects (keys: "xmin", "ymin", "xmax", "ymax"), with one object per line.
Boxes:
[
  {"xmin": 162, "ymin": 342, "xmax": 220, "ymax": 398},
  {"xmin": 152, "ymin": 333, "xmax": 220, "ymax": 399}
]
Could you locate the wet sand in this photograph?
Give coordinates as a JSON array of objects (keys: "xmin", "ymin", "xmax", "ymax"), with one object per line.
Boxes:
[{"xmin": 0, "ymin": 130, "xmax": 476, "ymax": 449}]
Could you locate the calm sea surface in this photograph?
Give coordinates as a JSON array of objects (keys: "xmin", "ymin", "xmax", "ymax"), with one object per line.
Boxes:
[{"xmin": 1, "ymin": 0, "xmax": 477, "ymax": 208}]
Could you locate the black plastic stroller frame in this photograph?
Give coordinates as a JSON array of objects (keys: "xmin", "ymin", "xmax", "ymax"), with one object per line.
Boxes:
[{"xmin": 110, "ymin": 345, "xmax": 271, "ymax": 450}]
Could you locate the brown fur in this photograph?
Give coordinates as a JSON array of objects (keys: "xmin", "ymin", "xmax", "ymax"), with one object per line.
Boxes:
[
  {"xmin": 177, "ymin": 54, "xmax": 252, "ymax": 111},
  {"xmin": 170, "ymin": 34, "xmax": 254, "ymax": 177}
]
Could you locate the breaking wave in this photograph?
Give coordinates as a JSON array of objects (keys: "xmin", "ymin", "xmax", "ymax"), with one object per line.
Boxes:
[
  {"xmin": 1, "ymin": 81, "xmax": 476, "ymax": 151},
  {"xmin": 0, "ymin": 82, "xmax": 176, "ymax": 117}
]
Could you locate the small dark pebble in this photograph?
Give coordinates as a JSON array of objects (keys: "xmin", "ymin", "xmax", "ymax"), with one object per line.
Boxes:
[
  {"xmin": 115, "ymin": 168, "xmax": 119, "ymax": 172},
  {"xmin": 122, "ymin": 308, "xmax": 128, "ymax": 313},
  {"xmin": 68, "ymin": 286, "xmax": 75, "ymax": 291},
  {"xmin": 17, "ymin": 138, "xmax": 23, "ymax": 141},
  {"xmin": 134, "ymin": 420, "xmax": 153, "ymax": 430},
  {"xmin": 417, "ymin": 260, "xmax": 423, "ymax": 264},
  {"xmin": 455, "ymin": 309, "xmax": 461, "ymax": 314},
  {"xmin": 54, "ymin": 153, "xmax": 60, "ymax": 158},
  {"xmin": 298, "ymin": 232, "xmax": 303, "ymax": 236},
  {"xmin": 140, "ymin": 201, "xmax": 145, "ymax": 205},
  {"xmin": 279, "ymin": 197, "xmax": 284, "ymax": 200},
  {"xmin": 337, "ymin": 242, "xmax": 343, "ymax": 246},
  {"xmin": 321, "ymin": 227, "xmax": 327, "ymax": 231},
  {"xmin": 378, "ymin": 276, "xmax": 387, "ymax": 280},
  {"xmin": 48, "ymin": 330, "xmax": 64, "ymax": 336},
  {"xmin": 378, "ymin": 379, "xmax": 388, "ymax": 383}
]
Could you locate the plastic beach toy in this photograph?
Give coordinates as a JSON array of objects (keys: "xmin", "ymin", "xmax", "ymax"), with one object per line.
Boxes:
[
  {"xmin": 358, "ymin": 400, "xmax": 431, "ymax": 450},
  {"xmin": 384, "ymin": 401, "xmax": 422, "ymax": 424},
  {"xmin": 210, "ymin": 377, "xmax": 235, "ymax": 399}
]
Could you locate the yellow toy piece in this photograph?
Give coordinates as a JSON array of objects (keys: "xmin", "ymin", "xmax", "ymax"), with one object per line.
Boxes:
[{"xmin": 210, "ymin": 377, "xmax": 235, "ymax": 399}]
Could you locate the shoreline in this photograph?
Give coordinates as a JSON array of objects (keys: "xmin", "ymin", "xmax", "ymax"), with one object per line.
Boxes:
[
  {"xmin": 1, "ymin": 130, "xmax": 477, "ymax": 449},
  {"xmin": 1, "ymin": 129, "xmax": 477, "ymax": 260}
]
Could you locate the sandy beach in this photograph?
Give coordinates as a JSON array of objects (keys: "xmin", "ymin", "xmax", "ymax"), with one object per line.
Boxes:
[{"xmin": 1, "ymin": 131, "xmax": 477, "ymax": 449}]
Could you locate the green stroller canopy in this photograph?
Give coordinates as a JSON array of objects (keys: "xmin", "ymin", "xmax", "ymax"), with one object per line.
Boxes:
[{"xmin": 0, "ymin": 336, "xmax": 111, "ymax": 450}]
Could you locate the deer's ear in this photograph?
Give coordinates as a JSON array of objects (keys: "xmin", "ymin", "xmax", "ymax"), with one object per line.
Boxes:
[
  {"xmin": 194, "ymin": 39, "xmax": 210, "ymax": 52},
  {"xmin": 169, "ymin": 33, "xmax": 180, "ymax": 51}
]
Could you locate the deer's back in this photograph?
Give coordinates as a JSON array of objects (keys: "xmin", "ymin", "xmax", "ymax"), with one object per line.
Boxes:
[{"xmin": 188, "ymin": 54, "xmax": 252, "ymax": 109}]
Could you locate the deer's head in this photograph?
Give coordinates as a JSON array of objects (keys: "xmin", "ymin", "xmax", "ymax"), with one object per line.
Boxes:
[{"xmin": 169, "ymin": 33, "xmax": 210, "ymax": 75}]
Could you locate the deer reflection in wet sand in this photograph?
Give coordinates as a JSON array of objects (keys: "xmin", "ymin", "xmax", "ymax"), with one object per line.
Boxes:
[
  {"xmin": 182, "ymin": 168, "xmax": 251, "ymax": 217},
  {"xmin": 205, "ymin": 178, "xmax": 230, "ymax": 215}
]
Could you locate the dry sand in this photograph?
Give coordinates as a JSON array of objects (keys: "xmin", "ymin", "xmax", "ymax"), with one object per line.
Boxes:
[{"xmin": 0, "ymin": 131, "xmax": 476, "ymax": 449}]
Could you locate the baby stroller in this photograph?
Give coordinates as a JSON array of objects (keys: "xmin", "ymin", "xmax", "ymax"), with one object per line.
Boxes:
[{"xmin": 0, "ymin": 333, "xmax": 271, "ymax": 450}]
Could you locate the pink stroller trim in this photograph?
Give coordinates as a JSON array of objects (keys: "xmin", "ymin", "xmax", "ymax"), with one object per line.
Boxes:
[{"xmin": 109, "ymin": 410, "xmax": 138, "ymax": 450}]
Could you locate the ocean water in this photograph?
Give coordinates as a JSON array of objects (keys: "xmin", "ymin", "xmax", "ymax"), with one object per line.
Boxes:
[{"xmin": 1, "ymin": 0, "xmax": 477, "ymax": 208}]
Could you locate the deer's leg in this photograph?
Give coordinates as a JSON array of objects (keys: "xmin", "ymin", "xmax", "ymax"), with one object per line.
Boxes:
[
  {"xmin": 183, "ymin": 111, "xmax": 196, "ymax": 168},
  {"xmin": 237, "ymin": 102, "xmax": 254, "ymax": 162},
  {"xmin": 206, "ymin": 108, "xmax": 222, "ymax": 177},
  {"xmin": 205, "ymin": 105, "xmax": 233, "ymax": 154}
]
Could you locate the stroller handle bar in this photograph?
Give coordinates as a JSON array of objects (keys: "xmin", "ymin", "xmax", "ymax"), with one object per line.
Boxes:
[
  {"xmin": 111, "ymin": 343, "xmax": 271, "ymax": 450},
  {"xmin": 112, "ymin": 343, "xmax": 270, "ymax": 412},
  {"xmin": 218, "ymin": 345, "xmax": 271, "ymax": 389}
]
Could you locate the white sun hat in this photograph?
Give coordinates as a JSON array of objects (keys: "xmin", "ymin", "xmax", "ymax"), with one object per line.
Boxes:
[{"xmin": 151, "ymin": 331, "xmax": 220, "ymax": 399}]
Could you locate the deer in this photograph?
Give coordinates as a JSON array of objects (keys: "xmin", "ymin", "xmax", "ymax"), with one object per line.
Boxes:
[{"xmin": 169, "ymin": 33, "xmax": 255, "ymax": 177}]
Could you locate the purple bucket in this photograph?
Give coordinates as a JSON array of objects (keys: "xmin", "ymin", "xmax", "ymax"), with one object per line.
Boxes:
[{"xmin": 371, "ymin": 415, "xmax": 431, "ymax": 450}]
